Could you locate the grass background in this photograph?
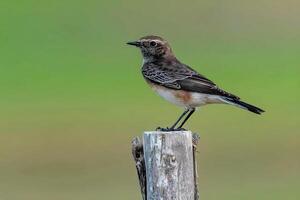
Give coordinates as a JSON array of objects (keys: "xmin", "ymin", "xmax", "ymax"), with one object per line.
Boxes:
[{"xmin": 0, "ymin": 0, "xmax": 299, "ymax": 199}]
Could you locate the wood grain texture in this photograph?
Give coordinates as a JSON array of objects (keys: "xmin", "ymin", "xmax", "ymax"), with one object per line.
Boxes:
[{"xmin": 144, "ymin": 131, "xmax": 195, "ymax": 200}]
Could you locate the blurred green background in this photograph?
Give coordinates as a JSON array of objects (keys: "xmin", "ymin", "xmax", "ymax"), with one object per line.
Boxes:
[{"xmin": 0, "ymin": 0, "xmax": 299, "ymax": 199}]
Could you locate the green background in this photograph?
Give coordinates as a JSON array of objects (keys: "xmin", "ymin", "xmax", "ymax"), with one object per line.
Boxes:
[{"xmin": 0, "ymin": 0, "xmax": 299, "ymax": 199}]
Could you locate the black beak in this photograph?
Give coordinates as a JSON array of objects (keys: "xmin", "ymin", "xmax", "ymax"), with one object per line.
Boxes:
[{"xmin": 126, "ymin": 41, "xmax": 141, "ymax": 47}]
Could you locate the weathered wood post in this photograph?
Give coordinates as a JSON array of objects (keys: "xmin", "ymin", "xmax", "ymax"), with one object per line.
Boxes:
[{"xmin": 132, "ymin": 131, "xmax": 199, "ymax": 200}]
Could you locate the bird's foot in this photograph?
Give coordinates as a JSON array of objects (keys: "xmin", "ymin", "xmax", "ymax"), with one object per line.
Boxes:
[
  {"xmin": 156, "ymin": 127, "xmax": 187, "ymax": 132},
  {"xmin": 156, "ymin": 127, "xmax": 171, "ymax": 131},
  {"xmin": 174, "ymin": 127, "xmax": 187, "ymax": 131}
]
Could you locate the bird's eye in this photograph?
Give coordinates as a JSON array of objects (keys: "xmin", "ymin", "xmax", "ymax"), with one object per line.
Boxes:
[{"xmin": 150, "ymin": 41, "xmax": 157, "ymax": 47}]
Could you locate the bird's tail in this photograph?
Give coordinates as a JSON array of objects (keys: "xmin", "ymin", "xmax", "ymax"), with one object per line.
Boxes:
[{"xmin": 221, "ymin": 97, "xmax": 265, "ymax": 115}]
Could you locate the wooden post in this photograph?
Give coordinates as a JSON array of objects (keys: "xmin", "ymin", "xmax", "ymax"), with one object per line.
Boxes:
[{"xmin": 132, "ymin": 131, "xmax": 199, "ymax": 200}]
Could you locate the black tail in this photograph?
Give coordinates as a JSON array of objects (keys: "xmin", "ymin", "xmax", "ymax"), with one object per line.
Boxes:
[{"xmin": 223, "ymin": 98, "xmax": 265, "ymax": 115}]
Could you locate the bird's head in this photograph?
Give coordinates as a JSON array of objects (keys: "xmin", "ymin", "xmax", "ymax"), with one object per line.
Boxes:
[{"xmin": 127, "ymin": 35, "xmax": 173, "ymax": 62}]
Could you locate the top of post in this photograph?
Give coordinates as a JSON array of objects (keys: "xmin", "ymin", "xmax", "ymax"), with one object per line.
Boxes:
[{"xmin": 144, "ymin": 130, "xmax": 192, "ymax": 135}]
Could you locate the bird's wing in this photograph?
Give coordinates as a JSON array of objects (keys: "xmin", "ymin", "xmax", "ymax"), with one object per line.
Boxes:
[
  {"xmin": 142, "ymin": 62, "xmax": 195, "ymax": 89},
  {"xmin": 142, "ymin": 62, "xmax": 240, "ymax": 99}
]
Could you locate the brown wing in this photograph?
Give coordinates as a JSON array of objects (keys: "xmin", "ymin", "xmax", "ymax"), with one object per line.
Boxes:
[{"xmin": 142, "ymin": 62, "xmax": 240, "ymax": 99}]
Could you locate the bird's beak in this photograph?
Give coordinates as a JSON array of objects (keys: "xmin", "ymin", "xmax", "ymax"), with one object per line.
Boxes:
[{"xmin": 126, "ymin": 41, "xmax": 141, "ymax": 47}]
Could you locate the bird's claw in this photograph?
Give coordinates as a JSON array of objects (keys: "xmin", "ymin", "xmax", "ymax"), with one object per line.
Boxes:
[
  {"xmin": 156, "ymin": 127, "xmax": 171, "ymax": 131},
  {"xmin": 174, "ymin": 127, "xmax": 187, "ymax": 131},
  {"xmin": 156, "ymin": 126, "xmax": 187, "ymax": 132}
]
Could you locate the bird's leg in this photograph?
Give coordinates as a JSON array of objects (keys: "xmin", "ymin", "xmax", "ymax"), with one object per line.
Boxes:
[
  {"xmin": 157, "ymin": 109, "xmax": 190, "ymax": 131},
  {"xmin": 169, "ymin": 109, "xmax": 190, "ymax": 130},
  {"xmin": 177, "ymin": 108, "xmax": 196, "ymax": 129}
]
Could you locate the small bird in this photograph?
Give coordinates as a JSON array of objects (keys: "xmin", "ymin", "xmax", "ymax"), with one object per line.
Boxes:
[{"xmin": 127, "ymin": 35, "xmax": 264, "ymax": 131}]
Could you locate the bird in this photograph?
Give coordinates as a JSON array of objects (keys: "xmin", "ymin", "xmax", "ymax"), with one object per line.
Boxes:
[{"xmin": 127, "ymin": 35, "xmax": 264, "ymax": 131}]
